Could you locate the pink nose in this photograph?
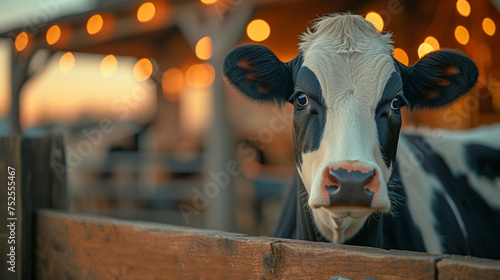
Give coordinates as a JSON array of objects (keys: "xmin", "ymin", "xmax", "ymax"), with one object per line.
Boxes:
[{"xmin": 321, "ymin": 164, "xmax": 379, "ymax": 208}]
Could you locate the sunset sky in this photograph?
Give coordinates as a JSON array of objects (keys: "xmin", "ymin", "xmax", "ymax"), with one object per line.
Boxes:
[{"xmin": 0, "ymin": 39, "xmax": 156, "ymax": 129}]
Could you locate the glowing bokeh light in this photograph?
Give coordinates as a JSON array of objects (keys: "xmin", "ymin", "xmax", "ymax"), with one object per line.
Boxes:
[
  {"xmin": 162, "ymin": 68, "xmax": 184, "ymax": 101},
  {"xmin": 46, "ymin": 25, "xmax": 61, "ymax": 45},
  {"xmin": 15, "ymin": 32, "xmax": 29, "ymax": 51},
  {"xmin": 418, "ymin": 42, "xmax": 434, "ymax": 58},
  {"xmin": 195, "ymin": 36, "xmax": 213, "ymax": 60},
  {"xmin": 137, "ymin": 2, "xmax": 156, "ymax": 23},
  {"xmin": 424, "ymin": 36, "xmax": 440, "ymax": 50},
  {"xmin": 482, "ymin": 18, "xmax": 496, "ymax": 36},
  {"xmin": 393, "ymin": 48, "xmax": 409, "ymax": 66},
  {"xmin": 100, "ymin": 55, "xmax": 118, "ymax": 77},
  {"xmin": 246, "ymin": 19, "xmax": 271, "ymax": 42},
  {"xmin": 454, "ymin": 25, "xmax": 469, "ymax": 45},
  {"xmin": 87, "ymin": 14, "xmax": 103, "ymax": 35},
  {"xmin": 365, "ymin": 12, "xmax": 384, "ymax": 32},
  {"xmin": 59, "ymin": 52, "xmax": 75, "ymax": 73},
  {"xmin": 201, "ymin": 0, "xmax": 217, "ymax": 4},
  {"xmin": 456, "ymin": 0, "xmax": 471, "ymax": 17},
  {"xmin": 133, "ymin": 58, "xmax": 153, "ymax": 81},
  {"xmin": 186, "ymin": 63, "xmax": 215, "ymax": 88}
]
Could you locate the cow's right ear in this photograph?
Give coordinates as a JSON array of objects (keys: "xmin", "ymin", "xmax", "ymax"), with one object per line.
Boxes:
[{"xmin": 223, "ymin": 44, "xmax": 299, "ymax": 105}]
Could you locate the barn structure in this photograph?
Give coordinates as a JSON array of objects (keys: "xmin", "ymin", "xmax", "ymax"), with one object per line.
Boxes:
[{"xmin": 0, "ymin": 0, "xmax": 500, "ymax": 278}]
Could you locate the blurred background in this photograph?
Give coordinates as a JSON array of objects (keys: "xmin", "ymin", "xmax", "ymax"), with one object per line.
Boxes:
[{"xmin": 0, "ymin": 0, "xmax": 499, "ymax": 236}]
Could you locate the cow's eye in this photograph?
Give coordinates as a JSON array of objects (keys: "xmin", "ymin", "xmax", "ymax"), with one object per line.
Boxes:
[
  {"xmin": 391, "ymin": 96, "xmax": 402, "ymax": 110},
  {"xmin": 297, "ymin": 94, "xmax": 309, "ymax": 107}
]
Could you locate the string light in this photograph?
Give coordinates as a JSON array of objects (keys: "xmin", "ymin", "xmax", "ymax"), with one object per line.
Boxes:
[
  {"xmin": 186, "ymin": 63, "xmax": 215, "ymax": 88},
  {"xmin": 482, "ymin": 18, "xmax": 496, "ymax": 36},
  {"xmin": 418, "ymin": 42, "xmax": 434, "ymax": 58},
  {"xmin": 456, "ymin": 0, "xmax": 471, "ymax": 17},
  {"xmin": 46, "ymin": 25, "xmax": 61, "ymax": 45},
  {"xmin": 393, "ymin": 48, "xmax": 409, "ymax": 66},
  {"xmin": 247, "ymin": 19, "xmax": 271, "ymax": 42},
  {"xmin": 365, "ymin": 12, "xmax": 384, "ymax": 32},
  {"xmin": 87, "ymin": 14, "xmax": 103, "ymax": 35},
  {"xmin": 133, "ymin": 58, "xmax": 153, "ymax": 81},
  {"xmin": 424, "ymin": 36, "xmax": 440, "ymax": 50},
  {"xmin": 195, "ymin": 37, "xmax": 213, "ymax": 60},
  {"xmin": 100, "ymin": 55, "xmax": 118, "ymax": 77},
  {"xmin": 137, "ymin": 2, "xmax": 156, "ymax": 23},
  {"xmin": 454, "ymin": 25, "xmax": 469, "ymax": 45},
  {"xmin": 59, "ymin": 52, "xmax": 75, "ymax": 73},
  {"xmin": 162, "ymin": 68, "xmax": 184, "ymax": 101},
  {"xmin": 201, "ymin": 0, "xmax": 217, "ymax": 4},
  {"xmin": 15, "ymin": 32, "xmax": 29, "ymax": 51}
]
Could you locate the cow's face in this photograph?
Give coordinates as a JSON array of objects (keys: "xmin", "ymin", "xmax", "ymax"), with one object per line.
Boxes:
[{"xmin": 224, "ymin": 14, "xmax": 478, "ymax": 243}]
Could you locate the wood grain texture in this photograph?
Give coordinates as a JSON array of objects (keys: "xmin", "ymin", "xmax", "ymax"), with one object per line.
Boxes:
[
  {"xmin": 36, "ymin": 210, "xmax": 443, "ymax": 280},
  {"xmin": 437, "ymin": 257, "xmax": 500, "ymax": 280}
]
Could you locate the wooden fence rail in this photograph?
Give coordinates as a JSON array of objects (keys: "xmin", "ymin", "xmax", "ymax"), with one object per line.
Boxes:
[
  {"xmin": 36, "ymin": 209, "xmax": 500, "ymax": 280},
  {"xmin": 1, "ymin": 135, "xmax": 500, "ymax": 280}
]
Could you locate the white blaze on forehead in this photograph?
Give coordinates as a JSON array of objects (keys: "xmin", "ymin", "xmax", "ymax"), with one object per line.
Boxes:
[{"xmin": 296, "ymin": 14, "xmax": 397, "ymax": 242}]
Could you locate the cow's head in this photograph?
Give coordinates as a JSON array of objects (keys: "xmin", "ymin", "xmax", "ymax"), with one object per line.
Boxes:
[{"xmin": 223, "ymin": 14, "xmax": 478, "ymax": 243}]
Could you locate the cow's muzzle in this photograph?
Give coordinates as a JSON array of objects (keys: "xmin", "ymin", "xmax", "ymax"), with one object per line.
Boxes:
[{"xmin": 321, "ymin": 163, "xmax": 380, "ymax": 208}]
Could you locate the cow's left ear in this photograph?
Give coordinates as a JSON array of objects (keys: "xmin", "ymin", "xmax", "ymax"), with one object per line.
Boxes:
[
  {"xmin": 223, "ymin": 44, "xmax": 301, "ymax": 105},
  {"xmin": 397, "ymin": 50, "xmax": 478, "ymax": 109}
]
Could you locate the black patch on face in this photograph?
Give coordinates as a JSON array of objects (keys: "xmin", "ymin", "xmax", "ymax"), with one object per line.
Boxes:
[
  {"xmin": 375, "ymin": 71, "xmax": 404, "ymax": 167},
  {"xmin": 464, "ymin": 143, "xmax": 500, "ymax": 179},
  {"xmin": 291, "ymin": 67, "xmax": 327, "ymax": 168}
]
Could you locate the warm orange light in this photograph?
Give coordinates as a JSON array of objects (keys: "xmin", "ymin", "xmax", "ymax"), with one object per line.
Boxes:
[
  {"xmin": 162, "ymin": 68, "xmax": 184, "ymax": 101},
  {"xmin": 133, "ymin": 58, "xmax": 153, "ymax": 81},
  {"xmin": 15, "ymin": 32, "xmax": 29, "ymax": 51},
  {"xmin": 393, "ymin": 48, "xmax": 409, "ymax": 66},
  {"xmin": 418, "ymin": 42, "xmax": 434, "ymax": 58},
  {"xmin": 195, "ymin": 36, "xmax": 213, "ymax": 60},
  {"xmin": 201, "ymin": 0, "xmax": 217, "ymax": 4},
  {"xmin": 454, "ymin": 25, "xmax": 469, "ymax": 45},
  {"xmin": 186, "ymin": 63, "xmax": 215, "ymax": 88},
  {"xmin": 424, "ymin": 36, "xmax": 440, "ymax": 50},
  {"xmin": 247, "ymin": 19, "xmax": 271, "ymax": 42},
  {"xmin": 365, "ymin": 12, "xmax": 384, "ymax": 32},
  {"xmin": 87, "ymin": 14, "xmax": 103, "ymax": 35},
  {"xmin": 100, "ymin": 55, "xmax": 118, "ymax": 77},
  {"xmin": 59, "ymin": 52, "xmax": 75, "ymax": 74},
  {"xmin": 482, "ymin": 18, "xmax": 496, "ymax": 36},
  {"xmin": 46, "ymin": 25, "xmax": 61, "ymax": 45},
  {"xmin": 137, "ymin": 2, "xmax": 156, "ymax": 23},
  {"xmin": 456, "ymin": 0, "xmax": 471, "ymax": 17}
]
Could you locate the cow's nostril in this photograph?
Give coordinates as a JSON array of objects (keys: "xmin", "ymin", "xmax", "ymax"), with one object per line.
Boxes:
[
  {"xmin": 364, "ymin": 188, "xmax": 374, "ymax": 196},
  {"xmin": 325, "ymin": 184, "xmax": 340, "ymax": 196}
]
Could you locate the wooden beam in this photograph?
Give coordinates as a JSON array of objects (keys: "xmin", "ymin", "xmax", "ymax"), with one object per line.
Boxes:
[{"xmin": 34, "ymin": 209, "xmax": 448, "ymax": 280}]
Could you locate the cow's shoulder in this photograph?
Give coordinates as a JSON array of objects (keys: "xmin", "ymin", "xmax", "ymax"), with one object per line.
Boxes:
[{"xmin": 397, "ymin": 124, "xmax": 500, "ymax": 258}]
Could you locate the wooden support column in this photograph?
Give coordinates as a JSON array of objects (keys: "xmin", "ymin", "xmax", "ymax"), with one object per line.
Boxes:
[
  {"xmin": 0, "ymin": 136, "xmax": 67, "ymax": 280},
  {"xmin": 176, "ymin": 2, "xmax": 255, "ymax": 231}
]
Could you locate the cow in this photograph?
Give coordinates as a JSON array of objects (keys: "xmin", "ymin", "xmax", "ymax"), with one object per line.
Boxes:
[{"xmin": 223, "ymin": 13, "xmax": 500, "ymax": 260}]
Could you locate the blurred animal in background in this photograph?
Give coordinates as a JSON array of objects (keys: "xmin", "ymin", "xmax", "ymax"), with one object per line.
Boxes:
[{"xmin": 224, "ymin": 13, "xmax": 500, "ymax": 260}]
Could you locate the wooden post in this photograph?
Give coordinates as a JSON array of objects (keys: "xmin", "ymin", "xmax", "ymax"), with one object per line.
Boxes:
[
  {"xmin": 176, "ymin": 1, "xmax": 255, "ymax": 232},
  {"xmin": 0, "ymin": 136, "xmax": 67, "ymax": 280}
]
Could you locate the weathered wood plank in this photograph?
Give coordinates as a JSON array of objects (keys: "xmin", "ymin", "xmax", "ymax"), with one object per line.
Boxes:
[
  {"xmin": 437, "ymin": 257, "xmax": 500, "ymax": 280},
  {"xmin": 36, "ymin": 209, "xmax": 441, "ymax": 280}
]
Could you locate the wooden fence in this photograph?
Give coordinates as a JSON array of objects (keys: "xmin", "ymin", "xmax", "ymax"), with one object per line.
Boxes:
[{"xmin": 1, "ymin": 136, "xmax": 500, "ymax": 280}]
